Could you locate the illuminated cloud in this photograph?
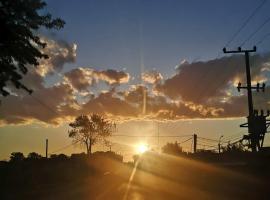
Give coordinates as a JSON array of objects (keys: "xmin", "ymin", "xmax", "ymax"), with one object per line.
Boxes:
[
  {"xmin": 81, "ymin": 89, "xmax": 139, "ymax": 118},
  {"xmin": 94, "ymin": 69, "xmax": 130, "ymax": 86},
  {"xmin": 142, "ymin": 70, "xmax": 163, "ymax": 84},
  {"xmin": 156, "ymin": 54, "xmax": 270, "ymax": 104},
  {"xmin": 64, "ymin": 68, "xmax": 130, "ymax": 91},
  {"xmin": 0, "ymin": 37, "xmax": 79, "ymax": 125},
  {"xmin": 1, "ymin": 36, "xmax": 270, "ymax": 126},
  {"xmin": 0, "ymin": 82, "xmax": 80, "ymax": 125},
  {"xmin": 64, "ymin": 68, "xmax": 95, "ymax": 91},
  {"xmin": 37, "ymin": 37, "xmax": 77, "ymax": 76}
]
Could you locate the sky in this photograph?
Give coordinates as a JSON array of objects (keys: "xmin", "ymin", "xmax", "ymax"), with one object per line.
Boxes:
[{"xmin": 1, "ymin": 0, "xmax": 270, "ymax": 160}]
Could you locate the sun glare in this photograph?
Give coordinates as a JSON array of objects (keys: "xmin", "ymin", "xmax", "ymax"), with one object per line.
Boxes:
[{"xmin": 136, "ymin": 143, "xmax": 149, "ymax": 154}]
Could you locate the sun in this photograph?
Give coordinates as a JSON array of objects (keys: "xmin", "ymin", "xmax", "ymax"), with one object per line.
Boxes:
[{"xmin": 136, "ymin": 143, "xmax": 149, "ymax": 154}]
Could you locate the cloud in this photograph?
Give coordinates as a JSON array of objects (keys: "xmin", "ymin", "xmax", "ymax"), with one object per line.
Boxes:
[
  {"xmin": 2, "ymin": 37, "xmax": 270, "ymax": 126},
  {"xmin": 0, "ymin": 37, "xmax": 79, "ymax": 125},
  {"xmin": 120, "ymin": 84, "xmax": 202, "ymax": 119},
  {"xmin": 64, "ymin": 68, "xmax": 130, "ymax": 91},
  {"xmin": 95, "ymin": 69, "xmax": 130, "ymax": 85},
  {"xmin": 156, "ymin": 54, "xmax": 270, "ymax": 118},
  {"xmin": 64, "ymin": 68, "xmax": 95, "ymax": 91},
  {"xmin": 0, "ymin": 81, "xmax": 80, "ymax": 125},
  {"xmin": 156, "ymin": 54, "xmax": 270, "ymax": 103},
  {"xmin": 142, "ymin": 70, "xmax": 163, "ymax": 84},
  {"xmin": 0, "ymin": 36, "xmax": 131, "ymax": 125},
  {"xmin": 81, "ymin": 89, "xmax": 139, "ymax": 118},
  {"xmin": 37, "ymin": 37, "xmax": 77, "ymax": 76}
]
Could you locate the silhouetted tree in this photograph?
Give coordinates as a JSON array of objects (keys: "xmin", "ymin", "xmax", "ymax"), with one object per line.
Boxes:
[
  {"xmin": 162, "ymin": 142, "xmax": 183, "ymax": 155},
  {"xmin": 71, "ymin": 152, "xmax": 87, "ymax": 160},
  {"xmin": 50, "ymin": 153, "xmax": 68, "ymax": 160},
  {"xmin": 0, "ymin": 0, "xmax": 65, "ymax": 96},
  {"xmin": 222, "ymin": 142, "xmax": 246, "ymax": 153},
  {"xmin": 10, "ymin": 152, "xmax": 25, "ymax": 162},
  {"xmin": 68, "ymin": 114, "xmax": 115, "ymax": 155},
  {"xmin": 93, "ymin": 151, "xmax": 123, "ymax": 162},
  {"xmin": 27, "ymin": 152, "xmax": 42, "ymax": 160}
]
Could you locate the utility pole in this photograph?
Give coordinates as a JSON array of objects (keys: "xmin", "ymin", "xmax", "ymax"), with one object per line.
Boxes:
[
  {"xmin": 223, "ymin": 46, "xmax": 270, "ymax": 152},
  {"xmin": 45, "ymin": 139, "xmax": 48, "ymax": 158},
  {"xmin": 224, "ymin": 47, "xmax": 257, "ymax": 116},
  {"xmin": 218, "ymin": 135, "xmax": 223, "ymax": 154},
  {"xmin": 193, "ymin": 134, "xmax": 197, "ymax": 153}
]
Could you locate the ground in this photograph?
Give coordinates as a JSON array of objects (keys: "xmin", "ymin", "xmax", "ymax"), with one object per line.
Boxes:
[{"xmin": 0, "ymin": 152, "xmax": 269, "ymax": 200}]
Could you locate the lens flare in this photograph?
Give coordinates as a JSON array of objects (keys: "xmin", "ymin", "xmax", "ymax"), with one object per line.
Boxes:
[{"xmin": 136, "ymin": 143, "xmax": 149, "ymax": 154}]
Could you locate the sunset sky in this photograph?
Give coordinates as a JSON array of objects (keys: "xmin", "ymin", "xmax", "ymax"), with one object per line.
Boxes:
[{"xmin": 1, "ymin": 0, "xmax": 270, "ymax": 160}]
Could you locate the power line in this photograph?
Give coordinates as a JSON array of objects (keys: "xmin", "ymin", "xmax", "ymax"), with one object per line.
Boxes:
[
  {"xmin": 49, "ymin": 141, "xmax": 79, "ymax": 155},
  {"xmin": 224, "ymin": 0, "xmax": 268, "ymax": 48},
  {"xmin": 30, "ymin": 94, "xmax": 59, "ymax": 116},
  {"xmin": 240, "ymin": 15, "xmax": 270, "ymax": 46},
  {"xmin": 192, "ymin": 7, "xmax": 258, "ymax": 104},
  {"xmin": 197, "ymin": 136, "xmax": 219, "ymax": 142},
  {"xmin": 198, "ymin": 140, "xmax": 217, "ymax": 146},
  {"xmin": 178, "ymin": 137, "xmax": 192, "ymax": 145},
  {"xmin": 222, "ymin": 131, "xmax": 244, "ymax": 141},
  {"xmin": 197, "ymin": 143, "xmax": 217, "ymax": 148},
  {"xmin": 215, "ymin": 0, "xmax": 268, "ymax": 58},
  {"xmin": 199, "ymin": 5, "xmax": 270, "ymax": 106},
  {"xmin": 256, "ymin": 32, "xmax": 270, "ymax": 45},
  {"xmin": 223, "ymin": 136, "xmax": 243, "ymax": 144},
  {"xmin": 110, "ymin": 134, "xmax": 192, "ymax": 138}
]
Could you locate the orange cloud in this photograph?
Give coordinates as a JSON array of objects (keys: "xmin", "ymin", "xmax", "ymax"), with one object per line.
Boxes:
[{"xmin": 2, "ymin": 37, "xmax": 270, "ymax": 126}]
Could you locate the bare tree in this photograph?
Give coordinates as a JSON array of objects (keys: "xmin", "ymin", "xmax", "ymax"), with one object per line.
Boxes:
[{"xmin": 68, "ymin": 114, "xmax": 115, "ymax": 155}]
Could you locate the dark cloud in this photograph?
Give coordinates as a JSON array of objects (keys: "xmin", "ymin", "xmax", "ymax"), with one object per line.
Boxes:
[
  {"xmin": 64, "ymin": 68, "xmax": 130, "ymax": 91},
  {"xmin": 121, "ymin": 85, "xmax": 205, "ymax": 119},
  {"xmin": 82, "ymin": 89, "xmax": 139, "ymax": 118},
  {"xmin": 1, "ymin": 38, "xmax": 270, "ymax": 126},
  {"xmin": 0, "ymin": 37, "xmax": 79, "ymax": 125},
  {"xmin": 156, "ymin": 54, "xmax": 270, "ymax": 104},
  {"xmin": 0, "ymin": 82, "xmax": 79, "ymax": 125},
  {"xmin": 214, "ymin": 86, "xmax": 270, "ymax": 118},
  {"xmin": 64, "ymin": 68, "xmax": 95, "ymax": 91}
]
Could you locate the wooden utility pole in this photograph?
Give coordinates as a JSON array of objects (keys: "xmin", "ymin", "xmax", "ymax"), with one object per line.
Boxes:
[
  {"xmin": 218, "ymin": 135, "xmax": 223, "ymax": 154},
  {"xmin": 193, "ymin": 134, "xmax": 197, "ymax": 153},
  {"xmin": 223, "ymin": 46, "xmax": 270, "ymax": 152},
  {"xmin": 223, "ymin": 47, "xmax": 257, "ymax": 116},
  {"xmin": 46, "ymin": 139, "xmax": 48, "ymax": 158}
]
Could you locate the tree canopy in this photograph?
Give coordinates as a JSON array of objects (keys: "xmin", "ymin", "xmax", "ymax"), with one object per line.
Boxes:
[
  {"xmin": 162, "ymin": 142, "xmax": 183, "ymax": 155},
  {"xmin": 68, "ymin": 114, "xmax": 116, "ymax": 155},
  {"xmin": 27, "ymin": 152, "xmax": 42, "ymax": 160},
  {"xmin": 10, "ymin": 152, "xmax": 25, "ymax": 162},
  {"xmin": 0, "ymin": 0, "xmax": 65, "ymax": 96}
]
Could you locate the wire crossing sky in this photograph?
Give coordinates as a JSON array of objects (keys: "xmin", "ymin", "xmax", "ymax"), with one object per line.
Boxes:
[{"xmin": 1, "ymin": 0, "xmax": 270, "ymax": 160}]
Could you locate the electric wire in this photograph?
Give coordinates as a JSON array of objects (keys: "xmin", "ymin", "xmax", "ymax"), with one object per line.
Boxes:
[
  {"xmin": 225, "ymin": 0, "xmax": 268, "ymax": 48},
  {"xmin": 49, "ymin": 140, "xmax": 80, "ymax": 155},
  {"xmin": 30, "ymin": 94, "xmax": 59, "ymax": 116},
  {"xmin": 178, "ymin": 137, "xmax": 193, "ymax": 145},
  {"xmin": 255, "ymin": 32, "xmax": 270, "ymax": 45},
  {"xmin": 240, "ymin": 15, "xmax": 270, "ymax": 46}
]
